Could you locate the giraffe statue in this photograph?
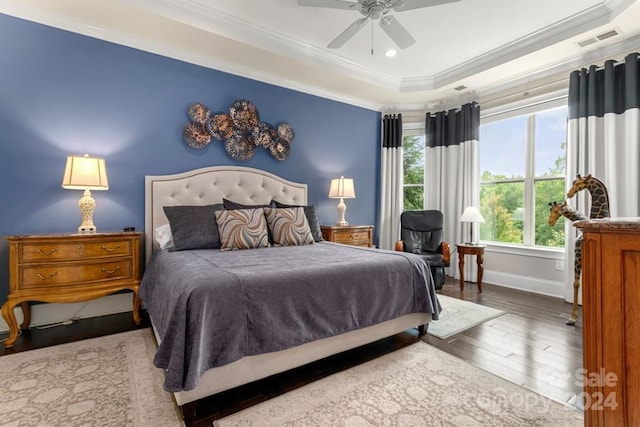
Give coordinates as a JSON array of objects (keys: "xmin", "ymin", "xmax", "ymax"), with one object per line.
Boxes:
[
  {"xmin": 565, "ymin": 175, "xmax": 610, "ymax": 324},
  {"xmin": 566, "ymin": 174, "xmax": 611, "ymax": 219},
  {"xmin": 548, "ymin": 201, "xmax": 588, "ymax": 325}
]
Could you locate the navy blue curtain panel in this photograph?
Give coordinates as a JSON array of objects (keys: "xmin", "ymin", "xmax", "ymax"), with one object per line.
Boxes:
[
  {"xmin": 568, "ymin": 52, "xmax": 640, "ymax": 119},
  {"xmin": 382, "ymin": 114, "xmax": 402, "ymax": 148},
  {"xmin": 425, "ymin": 102, "xmax": 480, "ymax": 148}
]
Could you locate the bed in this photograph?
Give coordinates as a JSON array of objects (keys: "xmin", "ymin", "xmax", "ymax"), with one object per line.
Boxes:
[{"xmin": 141, "ymin": 165, "xmax": 440, "ymax": 419}]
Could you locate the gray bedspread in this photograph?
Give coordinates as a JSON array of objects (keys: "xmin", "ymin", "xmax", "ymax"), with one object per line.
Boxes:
[{"xmin": 140, "ymin": 242, "xmax": 440, "ymax": 392}]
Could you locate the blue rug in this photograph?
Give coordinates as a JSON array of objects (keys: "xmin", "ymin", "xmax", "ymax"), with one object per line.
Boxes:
[{"xmin": 428, "ymin": 295, "xmax": 505, "ymax": 339}]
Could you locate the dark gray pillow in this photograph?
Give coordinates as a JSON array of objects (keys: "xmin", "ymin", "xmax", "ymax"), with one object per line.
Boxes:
[
  {"xmin": 163, "ymin": 204, "xmax": 224, "ymax": 250},
  {"xmin": 273, "ymin": 200, "xmax": 323, "ymax": 242},
  {"xmin": 223, "ymin": 198, "xmax": 275, "ymax": 209}
]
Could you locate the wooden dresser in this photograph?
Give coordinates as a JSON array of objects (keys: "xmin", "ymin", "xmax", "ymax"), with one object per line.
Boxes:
[
  {"xmin": 574, "ymin": 218, "xmax": 640, "ymax": 426},
  {"xmin": 1, "ymin": 232, "xmax": 142, "ymax": 348},
  {"xmin": 320, "ymin": 225, "xmax": 373, "ymax": 247}
]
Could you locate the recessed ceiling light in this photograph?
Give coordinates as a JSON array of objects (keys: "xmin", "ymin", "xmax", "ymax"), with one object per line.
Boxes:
[{"xmin": 385, "ymin": 49, "xmax": 397, "ymax": 58}]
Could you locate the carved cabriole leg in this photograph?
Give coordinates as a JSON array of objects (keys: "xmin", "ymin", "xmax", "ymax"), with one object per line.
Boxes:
[
  {"xmin": 1, "ymin": 299, "xmax": 21, "ymax": 348},
  {"xmin": 132, "ymin": 290, "xmax": 142, "ymax": 325},
  {"xmin": 19, "ymin": 301, "xmax": 31, "ymax": 330}
]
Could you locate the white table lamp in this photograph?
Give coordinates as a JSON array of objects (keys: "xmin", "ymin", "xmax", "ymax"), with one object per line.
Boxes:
[
  {"xmin": 328, "ymin": 176, "xmax": 355, "ymax": 226},
  {"xmin": 62, "ymin": 154, "xmax": 109, "ymax": 233},
  {"xmin": 460, "ymin": 206, "xmax": 485, "ymax": 245}
]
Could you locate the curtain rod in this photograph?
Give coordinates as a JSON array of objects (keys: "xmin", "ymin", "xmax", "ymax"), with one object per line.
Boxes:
[
  {"xmin": 389, "ymin": 83, "xmax": 565, "ymax": 123},
  {"xmin": 481, "ymin": 93, "xmax": 568, "ymax": 120},
  {"xmin": 386, "ymin": 52, "xmax": 637, "ymax": 119},
  {"xmin": 573, "ymin": 51, "xmax": 637, "ymax": 72}
]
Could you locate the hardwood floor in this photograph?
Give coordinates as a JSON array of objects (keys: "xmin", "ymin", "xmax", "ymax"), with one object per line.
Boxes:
[
  {"xmin": 0, "ymin": 308, "xmax": 151, "ymax": 356},
  {"xmin": 430, "ymin": 278, "xmax": 583, "ymax": 410},
  {"xmin": 0, "ymin": 279, "xmax": 583, "ymax": 426}
]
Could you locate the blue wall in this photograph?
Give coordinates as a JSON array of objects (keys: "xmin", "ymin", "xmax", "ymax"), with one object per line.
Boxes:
[{"xmin": 0, "ymin": 14, "xmax": 381, "ymax": 302}]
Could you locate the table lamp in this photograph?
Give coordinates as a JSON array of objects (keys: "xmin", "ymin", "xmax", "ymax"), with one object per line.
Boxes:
[
  {"xmin": 460, "ymin": 206, "xmax": 485, "ymax": 245},
  {"xmin": 62, "ymin": 154, "xmax": 109, "ymax": 233},
  {"xmin": 328, "ymin": 176, "xmax": 355, "ymax": 226}
]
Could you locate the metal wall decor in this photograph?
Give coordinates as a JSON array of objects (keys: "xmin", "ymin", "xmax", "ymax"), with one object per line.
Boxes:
[
  {"xmin": 182, "ymin": 122, "xmax": 211, "ymax": 149},
  {"xmin": 182, "ymin": 100, "xmax": 294, "ymax": 161}
]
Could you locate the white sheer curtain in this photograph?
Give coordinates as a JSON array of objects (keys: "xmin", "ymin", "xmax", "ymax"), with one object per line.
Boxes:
[
  {"xmin": 424, "ymin": 102, "xmax": 481, "ymax": 280},
  {"xmin": 564, "ymin": 53, "xmax": 640, "ymax": 302},
  {"xmin": 378, "ymin": 114, "xmax": 404, "ymax": 250}
]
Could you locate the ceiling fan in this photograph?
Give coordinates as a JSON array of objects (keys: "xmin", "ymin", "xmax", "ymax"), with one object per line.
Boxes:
[{"xmin": 297, "ymin": 0, "xmax": 460, "ymax": 50}]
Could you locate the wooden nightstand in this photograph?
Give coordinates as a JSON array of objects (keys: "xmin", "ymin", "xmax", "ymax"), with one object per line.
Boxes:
[
  {"xmin": 320, "ymin": 225, "xmax": 373, "ymax": 247},
  {"xmin": 1, "ymin": 232, "xmax": 142, "ymax": 348}
]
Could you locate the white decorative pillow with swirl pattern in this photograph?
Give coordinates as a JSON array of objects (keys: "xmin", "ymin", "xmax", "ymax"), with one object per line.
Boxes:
[
  {"xmin": 264, "ymin": 207, "xmax": 314, "ymax": 247},
  {"xmin": 215, "ymin": 208, "xmax": 270, "ymax": 251}
]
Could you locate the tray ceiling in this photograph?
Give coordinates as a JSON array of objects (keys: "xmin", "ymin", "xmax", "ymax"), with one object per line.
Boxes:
[{"xmin": 2, "ymin": 0, "xmax": 639, "ymax": 110}]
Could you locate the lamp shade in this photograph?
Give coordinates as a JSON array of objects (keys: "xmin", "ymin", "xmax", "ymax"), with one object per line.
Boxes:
[
  {"xmin": 328, "ymin": 176, "xmax": 355, "ymax": 199},
  {"xmin": 460, "ymin": 206, "xmax": 485, "ymax": 223},
  {"xmin": 62, "ymin": 154, "xmax": 109, "ymax": 190}
]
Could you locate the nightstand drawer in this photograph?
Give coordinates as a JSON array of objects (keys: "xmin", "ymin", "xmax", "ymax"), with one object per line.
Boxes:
[
  {"xmin": 20, "ymin": 260, "xmax": 133, "ymax": 289},
  {"xmin": 19, "ymin": 239, "xmax": 133, "ymax": 262},
  {"xmin": 332, "ymin": 231, "xmax": 370, "ymax": 246},
  {"xmin": 320, "ymin": 225, "xmax": 373, "ymax": 248}
]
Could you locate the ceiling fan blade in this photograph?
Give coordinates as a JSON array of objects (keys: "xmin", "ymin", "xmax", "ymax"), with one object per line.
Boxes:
[
  {"xmin": 297, "ymin": 0, "xmax": 358, "ymax": 10},
  {"xmin": 379, "ymin": 15, "xmax": 415, "ymax": 49},
  {"xmin": 328, "ymin": 17, "xmax": 368, "ymax": 49},
  {"xmin": 392, "ymin": 0, "xmax": 460, "ymax": 12}
]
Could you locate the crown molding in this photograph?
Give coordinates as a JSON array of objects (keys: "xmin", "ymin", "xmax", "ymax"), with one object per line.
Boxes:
[
  {"xmin": 0, "ymin": 1, "xmax": 385, "ymax": 111},
  {"xmin": 382, "ymin": 33, "xmax": 640, "ymax": 112},
  {"xmin": 605, "ymin": 0, "xmax": 637, "ymax": 18},
  {"xmin": 129, "ymin": 0, "xmax": 399, "ymax": 90},
  {"xmin": 476, "ymin": 33, "xmax": 640, "ymax": 103},
  {"xmin": 400, "ymin": 0, "xmax": 632, "ymax": 92},
  {"xmin": 132, "ymin": 0, "xmax": 634, "ymax": 94},
  {"xmin": 1, "ymin": 0, "xmax": 634, "ymax": 112}
]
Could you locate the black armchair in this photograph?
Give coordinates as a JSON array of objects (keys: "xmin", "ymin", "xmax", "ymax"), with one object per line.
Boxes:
[{"xmin": 395, "ymin": 210, "xmax": 450, "ymax": 290}]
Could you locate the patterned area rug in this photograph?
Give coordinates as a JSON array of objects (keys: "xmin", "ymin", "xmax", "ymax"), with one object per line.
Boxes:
[
  {"xmin": 0, "ymin": 329, "xmax": 182, "ymax": 426},
  {"xmin": 215, "ymin": 341, "xmax": 582, "ymax": 426},
  {"xmin": 428, "ymin": 295, "xmax": 506, "ymax": 339}
]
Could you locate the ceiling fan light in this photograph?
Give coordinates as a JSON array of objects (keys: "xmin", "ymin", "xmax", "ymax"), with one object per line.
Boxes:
[
  {"xmin": 301, "ymin": 0, "xmax": 455, "ymax": 51},
  {"xmin": 385, "ymin": 49, "xmax": 397, "ymax": 57}
]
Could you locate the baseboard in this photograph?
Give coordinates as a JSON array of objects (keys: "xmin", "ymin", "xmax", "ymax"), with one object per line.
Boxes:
[
  {"xmin": 0, "ymin": 293, "xmax": 134, "ymax": 333},
  {"xmin": 482, "ymin": 270, "xmax": 565, "ymax": 298}
]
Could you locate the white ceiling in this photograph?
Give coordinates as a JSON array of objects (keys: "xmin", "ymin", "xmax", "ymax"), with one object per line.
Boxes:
[{"xmin": 2, "ymin": 0, "xmax": 639, "ymax": 111}]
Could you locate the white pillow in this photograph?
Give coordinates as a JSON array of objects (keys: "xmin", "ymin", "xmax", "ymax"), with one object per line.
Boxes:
[{"xmin": 154, "ymin": 224, "xmax": 175, "ymax": 250}]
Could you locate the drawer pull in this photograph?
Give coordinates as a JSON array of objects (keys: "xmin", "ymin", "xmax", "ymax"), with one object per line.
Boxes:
[
  {"xmin": 36, "ymin": 248, "xmax": 57, "ymax": 256},
  {"xmin": 36, "ymin": 271, "xmax": 57, "ymax": 280},
  {"xmin": 101, "ymin": 266, "xmax": 121, "ymax": 275},
  {"xmin": 101, "ymin": 244, "xmax": 122, "ymax": 253}
]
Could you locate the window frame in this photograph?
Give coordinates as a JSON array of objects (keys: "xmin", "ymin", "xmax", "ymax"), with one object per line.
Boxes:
[
  {"xmin": 398, "ymin": 91, "xmax": 568, "ymax": 255},
  {"xmin": 480, "ymin": 95, "xmax": 568, "ymax": 248},
  {"xmin": 401, "ymin": 126, "xmax": 426, "ymax": 212}
]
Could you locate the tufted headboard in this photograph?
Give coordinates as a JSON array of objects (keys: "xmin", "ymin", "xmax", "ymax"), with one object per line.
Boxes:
[{"xmin": 144, "ymin": 165, "xmax": 307, "ymax": 263}]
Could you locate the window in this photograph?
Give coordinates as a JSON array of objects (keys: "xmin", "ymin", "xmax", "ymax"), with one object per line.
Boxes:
[
  {"xmin": 402, "ymin": 135, "xmax": 425, "ymax": 211},
  {"xmin": 479, "ymin": 105, "xmax": 567, "ymax": 247}
]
